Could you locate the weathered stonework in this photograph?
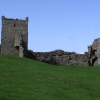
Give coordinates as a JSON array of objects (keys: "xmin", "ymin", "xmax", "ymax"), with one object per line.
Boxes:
[
  {"xmin": 1, "ymin": 16, "xmax": 28, "ymax": 57},
  {"xmin": 26, "ymin": 50, "xmax": 89, "ymax": 66},
  {"xmin": 88, "ymin": 38, "xmax": 100, "ymax": 66},
  {"xmin": 1, "ymin": 16, "xmax": 100, "ymax": 66},
  {"xmin": 0, "ymin": 44, "xmax": 1, "ymax": 53}
]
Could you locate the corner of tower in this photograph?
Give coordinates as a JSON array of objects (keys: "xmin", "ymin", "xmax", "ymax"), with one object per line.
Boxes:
[{"xmin": 2, "ymin": 16, "xmax": 6, "ymax": 20}]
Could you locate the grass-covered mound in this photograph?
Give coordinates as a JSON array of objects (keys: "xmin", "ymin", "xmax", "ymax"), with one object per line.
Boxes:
[{"xmin": 0, "ymin": 54, "xmax": 100, "ymax": 100}]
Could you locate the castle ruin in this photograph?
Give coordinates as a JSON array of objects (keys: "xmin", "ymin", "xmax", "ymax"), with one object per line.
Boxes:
[
  {"xmin": 88, "ymin": 38, "xmax": 100, "ymax": 66},
  {"xmin": 1, "ymin": 16, "xmax": 100, "ymax": 66},
  {"xmin": 1, "ymin": 16, "xmax": 28, "ymax": 57}
]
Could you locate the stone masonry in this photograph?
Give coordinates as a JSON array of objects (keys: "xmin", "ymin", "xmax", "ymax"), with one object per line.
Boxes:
[
  {"xmin": 1, "ymin": 16, "xmax": 100, "ymax": 66},
  {"xmin": 88, "ymin": 38, "xmax": 100, "ymax": 66},
  {"xmin": 26, "ymin": 50, "xmax": 89, "ymax": 66},
  {"xmin": 1, "ymin": 16, "xmax": 28, "ymax": 57}
]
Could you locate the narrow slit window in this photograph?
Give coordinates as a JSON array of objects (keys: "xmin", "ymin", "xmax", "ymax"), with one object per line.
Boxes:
[{"xmin": 14, "ymin": 23, "xmax": 16, "ymax": 27}]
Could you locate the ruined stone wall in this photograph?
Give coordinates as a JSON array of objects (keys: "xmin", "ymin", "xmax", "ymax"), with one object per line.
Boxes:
[
  {"xmin": 1, "ymin": 16, "xmax": 100, "ymax": 66},
  {"xmin": 26, "ymin": 50, "xmax": 88, "ymax": 66},
  {"xmin": 0, "ymin": 44, "xmax": 1, "ymax": 54},
  {"xmin": 97, "ymin": 39, "xmax": 100, "ymax": 65},
  {"xmin": 88, "ymin": 38, "xmax": 100, "ymax": 66},
  {"xmin": 1, "ymin": 16, "xmax": 28, "ymax": 56}
]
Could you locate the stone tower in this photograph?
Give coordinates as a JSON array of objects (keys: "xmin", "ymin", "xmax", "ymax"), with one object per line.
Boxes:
[{"xmin": 1, "ymin": 16, "xmax": 28, "ymax": 57}]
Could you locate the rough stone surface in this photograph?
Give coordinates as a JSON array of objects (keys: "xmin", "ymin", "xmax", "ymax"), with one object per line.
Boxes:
[
  {"xmin": 1, "ymin": 16, "xmax": 100, "ymax": 66},
  {"xmin": 0, "ymin": 44, "xmax": 1, "ymax": 53},
  {"xmin": 88, "ymin": 38, "xmax": 100, "ymax": 66},
  {"xmin": 1, "ymin": 16, "xmax": 28, "ymax": 57},
  {"xmin": 26, "ymin": 50, "xmax": 89, "ymax": 66}
]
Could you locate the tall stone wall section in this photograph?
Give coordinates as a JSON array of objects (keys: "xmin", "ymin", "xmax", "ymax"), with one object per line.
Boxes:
[
  {"xmin": 97, "ymin": 39, "xmax": 100, "ymax": 65},
  {"xmin": 88, "ymin": 38, "xmax": 100, "ymax": 66},
  {"xmin": 0, "ymin": 44, "xmax": 1, "ymax": 53},
  {"xmin": 1, "ymin": 16, "xmax": 28, "ymax": 57}
]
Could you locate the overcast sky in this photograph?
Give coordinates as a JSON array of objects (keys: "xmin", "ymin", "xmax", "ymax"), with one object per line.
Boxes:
[{"xmin": 0, "ymin": 0, "xmax": 100, "ymax": 53}]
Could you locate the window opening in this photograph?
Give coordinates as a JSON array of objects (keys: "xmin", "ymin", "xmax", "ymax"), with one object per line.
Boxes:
[{"xmin": 14, "ymin": 23, "xmax": 16, "ymax": 27}]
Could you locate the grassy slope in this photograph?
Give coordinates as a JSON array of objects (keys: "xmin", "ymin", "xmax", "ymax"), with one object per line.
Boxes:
[{"xmin": 0, "ymin": 54, "xmax": 100, "ymax": 100}]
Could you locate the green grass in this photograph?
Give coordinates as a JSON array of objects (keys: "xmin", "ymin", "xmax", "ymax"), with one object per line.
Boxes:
[{"xmin": 0, "ymin": 54, "xmax": 100, "ymax": 100}]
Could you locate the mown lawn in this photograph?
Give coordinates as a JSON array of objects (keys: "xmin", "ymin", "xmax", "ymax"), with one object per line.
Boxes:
[{"xmin": 0, "ymin": 54, "xmax": 100, "ymax": 100}]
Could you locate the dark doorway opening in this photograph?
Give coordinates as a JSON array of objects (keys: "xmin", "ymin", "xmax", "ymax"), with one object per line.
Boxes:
[{"xmin": 92, "ymin": 57, "xmax": 97, "ymax": 66}]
